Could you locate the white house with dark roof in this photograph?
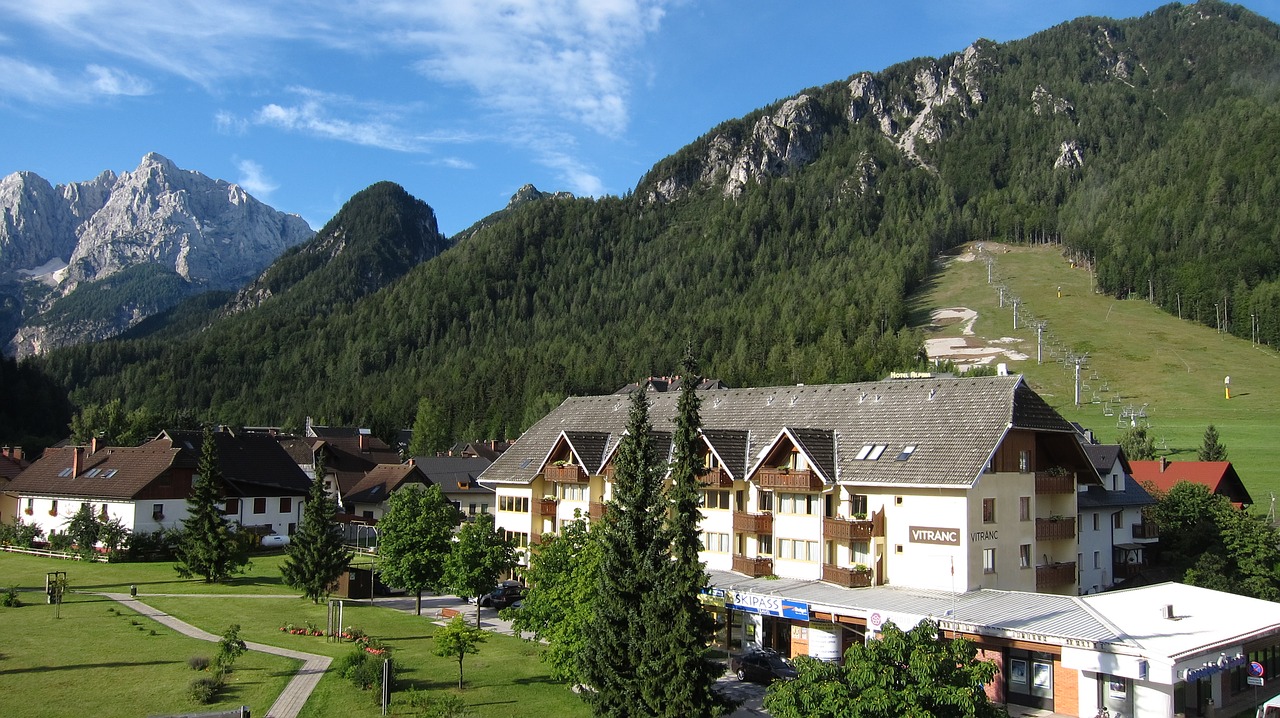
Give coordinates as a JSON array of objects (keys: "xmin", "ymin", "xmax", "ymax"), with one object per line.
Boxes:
[
  {"xmin": 1077, "ymin": 443, "xmax": 1158, "ymax": 594},
  {"xmin": 480, "ymin": 374, "xmax": 1098, "ymax": 594}
]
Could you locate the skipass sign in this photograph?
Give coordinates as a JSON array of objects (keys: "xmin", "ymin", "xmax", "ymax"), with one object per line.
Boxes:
[{"xmin": 725, "ymin": 590, "xmax": 810, "ymax": 621}]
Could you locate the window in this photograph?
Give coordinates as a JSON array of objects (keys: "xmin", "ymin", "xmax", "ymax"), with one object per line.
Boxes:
[
  {"xmin": 86, "ymin": 468, "xmax": 101, "ymax": 477},
  {"xmin": 51, "ymin": 499, "xmax": 58, "ymax": 515},
  {"xmin": 982, "ymin": 498, "xmax": 996, "ymax": 523},
  {"xmin": 479, "ymin": 503, "xmax": 489, "ymax": 514},
  {"xmin": 1019, "ymin": 496, "xmax": 1031, "ymax": 522},
  {"xmin": 1020, "ymin": 544, "xmax": 1031, "ymax": 569},
  {"xmin": 253, "ymin": 497, "xmax": 267, "ymax": 514},
  {"xmin": 703, "ymin": 452, "xmax": 720, "ymax": 468},
  {"xmin": 287, "ymin": 522, "xmax": 296, "ymax": 535},
  {"xmin": 701, "ymin": 532, "xmax": 730, "ymax": 553},
  {"xmin": 759, "ymin": 534, "xmax": 773, "ymax": 556},
  {"xmin": 1093, "ymin": 513, "xmax": 1100, "ymax": 531},
  {"xmin": 363, "ymin": 510, "xmax": 374, "ymax": 519},
  {"xmin": 1113, "ymin": 512, "xmax": 1123, "ymax": 529},
  {"xmin": 103, "ymin": 469, "xmax": 118, "ymax": 478},
  {"xmin": 499, "ymin": 496, "xmax": 531, "ymax": 513},
  {"xmin": 983, "ymin": 548, "xmax": 996, "ymax": 574},
  {"xmin": 503, "ymin": 530, "xmax": 530, "ymax": 548},
  {"xmin": 851, "ymin": 540, "xmax": 871, "ymax": 565},
  {"xmin": 850, "ymin": 493, "xmax": 868, "ymax": 518},
  {"xmin": 778, "ymin": 493, "xmax": 820, "ymax": 515},
  {"xmin": 24, "ymin": 498, "xmax": 32, "ymax": 512},
  {"xmin": 1018, "ymin": 450, "xmax": 1030, "ymax": 473},
  {"xmin": 152, "ymin": 502, "xmax": 163, "ymax": 520},
  {"xmin": 469, "ymin": 503, "xmax": 478, "ymax": 515},
  {"xmin": 777, "ymin": 538, "xmax": 818, "ymax": 561},
  {"xmin": 223, "ymin": 498, "xmax": 239, "ymax": 515},
  {"xmin": 866, "ymin": 445, "xmax": 887, "ymax": 460},
  {"xmin": 896, "ymin": 445, "xmax": 916, "ymax": 461},
  {"xmin": 1093, "ymin": 551, "xmax": 1101, "ymax": 569},
  {"xmin": 58, "ymin": 467, "xmax": 72, "ymax": 477},
  {"xmin": 279, "ymin": 497, "xmax": 292, "ymax": 513},
  {"xmin": 701, "ymin": 490, "xmax": 731, "ymax": 510},
  {"xmin": 758, "ymin": 491, "xmax": 774, "ymax": 512},
  {"xmin": 561, "ymin": 484, "xmax": 588, "ymax": 501}
]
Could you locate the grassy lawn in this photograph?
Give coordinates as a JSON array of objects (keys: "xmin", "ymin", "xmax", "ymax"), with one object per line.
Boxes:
[
  {"xmin": 0, "ymin": 552, "xmax": 592, "ymax": 717},
  {"xmin": 910, "ymin": 242, "xmax": 1280, "ymax": 501},
  {"xmin": 0, "ymin": 589, "xmax": 298, "ymax": 718}
]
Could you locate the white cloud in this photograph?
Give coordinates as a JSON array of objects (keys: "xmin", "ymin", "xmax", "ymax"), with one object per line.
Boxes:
[
  {"xmin": 0, "ymin": 56, "xmax": 151, "ymax": 103},
  {"xmin": 214, "ymin": 111, "xmax": 249, "ymax": 135},
  {"xmin": 235, "ymin": 158, "xmax": 278, "ymax": 198},
  {"xmin": 437, "ymin": 157, "xmax": 476, "ymax": 170}
]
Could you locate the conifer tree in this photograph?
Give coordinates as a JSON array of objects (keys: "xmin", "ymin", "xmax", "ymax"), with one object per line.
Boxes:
[
  {"xmin": 581, "ymin": 387, "xmax": 668, "ymax": 717},
  {"xmin": 282, "ymin": 454, "xmax": 351, "ymax": 602},
  {"xmin": 1198, "ymin": 424, "xmax": 1228, "ymax": 461},
  {"xmin": 643, "ymin": 357, "xmax": 725, "ymax": 717},
  {"xmin": 175, "ymin": 426, "xmax": 249, "ymax": 582}
]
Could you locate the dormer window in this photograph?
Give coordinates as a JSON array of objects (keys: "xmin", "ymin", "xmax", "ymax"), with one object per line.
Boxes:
[{"xmin": 896, "ymin": 445, "xmax": 916, "ymax": 461}]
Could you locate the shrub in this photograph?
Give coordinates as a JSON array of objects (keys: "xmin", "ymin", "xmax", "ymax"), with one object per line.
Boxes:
[
  {"xmin": 188, "ymin": 655, "xmax": 211, "ymax": 671},
  {"xmin": 215, "ymin": 624, "xmax": 247, "ymax": 673},
  {"xmin": 188, "ymin": 675, "xmax": 223, "ymax": 704},
  {"xmin": 1, "ymin": 586, "xmax": 21, "ymax": 608},
  {"xmin": 335, "ymin": 647, "xmax": 396, "ymax": 691},
  {"xmin": 48, "ymin": 533, "xmax": 73, "ymax": 552}
]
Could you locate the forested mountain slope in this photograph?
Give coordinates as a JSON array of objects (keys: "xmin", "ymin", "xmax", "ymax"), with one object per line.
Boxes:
[{"xmin": 34, "ymin": 1, "xmax": 1280, "ymax": 442}]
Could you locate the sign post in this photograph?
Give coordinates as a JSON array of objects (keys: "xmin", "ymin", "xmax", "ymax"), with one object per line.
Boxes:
[{"xmin": 1250, "ymin": 660, "xmax": 1265, "ymax": 710}]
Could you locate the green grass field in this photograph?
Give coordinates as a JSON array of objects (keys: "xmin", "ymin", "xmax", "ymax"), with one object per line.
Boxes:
[
  {"xmin": 909, "ymin": 242, "xmax": 1280, "ymax": 501},
  {"xmin": 0, "ymin": 552, "xmax": 592, "ymax": 718}
]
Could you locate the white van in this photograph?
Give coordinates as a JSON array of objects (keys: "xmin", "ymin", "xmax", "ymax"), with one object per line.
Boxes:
[{"xmin": 1259, "ymin": 694, "xmax": 1280, "ymax": 718}]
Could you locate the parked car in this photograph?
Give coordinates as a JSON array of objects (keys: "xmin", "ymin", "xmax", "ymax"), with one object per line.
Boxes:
[
  {"xmin": 478, "ymin": 583, "xmax": 525, "ymax": 609},
  {"xmin": 729, "ymin": 648, "xmax": 797, "ymax": 683}
]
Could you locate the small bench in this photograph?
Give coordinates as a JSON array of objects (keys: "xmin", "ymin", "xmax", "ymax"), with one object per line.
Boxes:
[{"xmin": 439, "ymin": 607, "xmax": 462, "ymax": 620}]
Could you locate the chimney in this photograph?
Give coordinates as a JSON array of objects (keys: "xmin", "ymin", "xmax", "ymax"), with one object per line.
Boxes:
[
  {"xmin": 1160, "ymin": 456, "xmax": 1169, "ymax": 472},
  {"xmin": 91, "ymin": 436, "xmax": 99, "ymax": 454},
  {"xmin": 73, "ymin": 447, "xmax": 83, "ymax": 477},
  {"xmin": 12, "ymin": 447, "xmax": 21, "ymax": 461},
  {"xmin": 1160, "ymin": 604, "xmax": 1174, "ymax": 620},
  {"xmin": 359, "ymin": 428, "xmax": 370, "ymax": 452}
]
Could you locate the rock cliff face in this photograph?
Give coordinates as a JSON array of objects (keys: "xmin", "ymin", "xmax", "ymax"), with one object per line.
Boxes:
[{"xmin": 0, "ymin": 152, "xmax": 313, "ymax": 357}]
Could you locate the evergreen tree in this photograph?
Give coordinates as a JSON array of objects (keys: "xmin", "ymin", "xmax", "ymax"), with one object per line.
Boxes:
[
  {"xmin": 376, "ymin": 483, "xmax": 459, "ymax": 615},
  {"xmin": 580, "ymin": 387, "xmax": 668, "ymax": 717},
  {"xmin": 1198, "ymin": 424, "xmax": 1228, "ymax": 461},
  {"xmin": 282, "ymin": 454, "xmax": 351, "ymax": 602},
  {"xmin": 408, "ymin": 397, "xmax": 450, "ymax": 457},
  {"xmin": 442, "ymin": 511, "xmax": 517, "ymax": 626},
  {"xmin": 175, "ymin": 426, "xmax": 249, "ymax": 582},
  {"xmin": 643, "ymin": 358, "xmax": 724, "ymax": 717}
]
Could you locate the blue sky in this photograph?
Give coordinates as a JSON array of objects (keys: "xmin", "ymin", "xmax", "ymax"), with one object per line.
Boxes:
[{"xmin": 1, "ymin": 1, "xmax": 1277, "ymax": 237}]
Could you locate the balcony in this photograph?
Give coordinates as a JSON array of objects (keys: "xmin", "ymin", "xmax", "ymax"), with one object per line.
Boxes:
[
  {"xmin": 823, "ymin": 516, "xmax": 874, "ymax": 541},
  {"xmin": 589, "ymin": 501, "xmax": 606, "ymax": 521},
  {"xmin": 1132, "ymin": 521, "xmax": 1159, "ymax": 540},
  {"xmin": 1114, "ymin": 561, "xmax": 1147, "ymax": 580},
  {"xmin": 537, "ymin": 497, "xmax": 559, "ymax": 516},
  {"xmin": 733, "ymin": 511, "xmax": 773, "ymax": 534},
  {"xmin": 697, "ymin": 467, "xmax": 733, "ymax": 488},
  {"xmin": 1034, "ymin": 472, "xmax": 1075, "ymax": 494},
  {"xmin": 1036, "ymin": 516, "xmax": 1076, "ymax": 541},
  {"xmin": 544, "ymin": 464, "xmax": 588, "ymax": 483},
  {"xmin": 732, "ymin": 555, "xmax": 773, "ymax": 578},
  {"xmin": 822, "ymin": 564, "xmax": 873, "ymax": 588},
  {"xmin": 1035, "ymin": 561, "xmax": 1076, "ymax": 590},
  {"xmin": 755, "ymin": 468, "xmax": 823, "ymax": 491}
]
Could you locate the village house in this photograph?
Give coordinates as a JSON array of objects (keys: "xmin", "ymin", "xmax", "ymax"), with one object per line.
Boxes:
[
  {"xmin": 7, "ymin": 428, "xmax": 310, "ymax": 539},
  {"xmin": 1076, "ymin": 443, "xmax": 1159, "ymax": 593},
  {"xmin": 0, "ymin": 446, "xmax": 30, "ymax": 523},
  {"xmin": 1130, "ymin": 458, "xmax": 1254, "ymax": 508}
]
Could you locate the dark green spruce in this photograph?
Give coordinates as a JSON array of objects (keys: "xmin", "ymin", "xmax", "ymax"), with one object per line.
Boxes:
[
  {"xmin": 581, "ymin": 387, "xmax": 669, "ymax": 717},
  {"xmin": 282, "ymin": 454, "xmax": 351, "ymax": 602},
  {"xmin": 642, "ymin": 357, "xmax": 727, "ymax": 717},
  {"xmin": 175, "ymin": 426, "xmax": 249, "ymax": 582}
]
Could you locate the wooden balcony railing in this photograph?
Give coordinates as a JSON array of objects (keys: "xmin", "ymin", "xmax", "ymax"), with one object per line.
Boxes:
[
  {"xmin": 732, "ymin": 555, "xmax": 773, "ymax": 578},
  {"xmin": 537, "ymin": 497, "xmax": 559, "ymax": 516},
  {"xmin": 755, "ymin": 468, "xmax": 823, "ymax": 491},
  {"xmin": 1035, "ymin": 561, "xmax": 1076, "ymax": 590},
  {"xmin": 1132, "ymin": 521, "xmax": 1159, "ymax": 539},
  {"xmin": 1114, "ymin": 561, "xmax": 1146, "ymax": 580},
  {"xmin": 697, "ymin": 467, "xmax": 733, "ymax": 488},
  {"xmin": 544, "ymin": 464, "xmax": 588, "ymax": 483},
  {"xmin": 823, "ymin": 516, "xmax": 874, "ymax": 541},
  {"xmin": 589, "ymin": 501, "xmax": 606, "ymax": 521},
  {"xmin": 822, "ymin": 564, "xmax": 873, "ymax": 588},
  {"xmin": 1035, "ymin": 517, "xmax": 1076, "ymax": 541},
  {"xmin": 1034, "ymin": 472, "xmax": 1075, "ymax": 494},
  {"xmin": 732, "ymin": 511, "xmax": 773, "ymax": 534}
]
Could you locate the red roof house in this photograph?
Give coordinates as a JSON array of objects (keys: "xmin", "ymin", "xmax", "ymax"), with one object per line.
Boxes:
[{"xmin": 1130, "ymin": 458, "xmax": 1253, "ymax": 508}]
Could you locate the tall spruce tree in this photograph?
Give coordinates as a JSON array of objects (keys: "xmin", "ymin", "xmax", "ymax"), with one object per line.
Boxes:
[
  {"xmin": 175, "ymin": 426, "xmax": 249, "ymax": 582},
  {"xmin": 282, "ymin": 454, "xmax": 351, "ymax": 602},
  {"xmin": 643, "ymin": 358, "xmax": 725, "ymax": 717},
  {"xmin": 581, "ymin": 386, "xmax": 668, "ymax": 717}
]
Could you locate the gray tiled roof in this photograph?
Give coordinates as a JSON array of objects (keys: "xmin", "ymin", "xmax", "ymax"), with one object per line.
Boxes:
[
  {"xmin": 702, "ymin": 429, "xmax": 749, "ymax": 480},
  {"xmin": 564, "ymin": 431, "xmax": 611, "ymax": 472},
  {"xmin": 788, "ymin": 428, "xmax": 836, "ymax": 482},
  {"xmin": 482, "ymin": 376, "xmax": 1075, "ymax": 488},
  {"xmin": 1076, "ymin": 476, "xmax": 1156, "ymax": 510}
]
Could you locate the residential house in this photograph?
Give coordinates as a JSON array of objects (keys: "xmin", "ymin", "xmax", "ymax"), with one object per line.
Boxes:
[
  {"xmin": 0, "ymin": 446, "xmax": 30, "ymax": 523},
  {"xmin": 7, "ymin": 429, "xmax": 310, "ymax": 539},
  {"xmin": 290, "ymin": 423, "xmax": 402, "ymax": 510},
  {"xmin": 1076, "ymin": 444, "xmax": 1158, "ymax": 593},
  {"xmin": 480, "ymin": 375, "xmax": 1097, "ymax": 595},
  {"xmin": 1130, "ymin": 458, "xmax": 1254, "ymax": 509},
  {"xmin": 344, "ymin": 463, "xmax": 433, "ymax": 521},
  {"xmin": 411, "ymin": 456, "xmax": 495, "ymax": 519}
]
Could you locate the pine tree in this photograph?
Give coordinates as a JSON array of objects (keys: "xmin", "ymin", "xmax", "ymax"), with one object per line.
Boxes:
[
  {"xmin": 282, "ymin": 454, "xmax": 351, "ymax": 602},
  {"xmin": 409, "ymin": 397, "xmax": 450, "ymax": 457},
  {"xmin": 580, "ymin": 386, "xmax": 668, "ymax": 717},
  {"xmin": 643, "ymin": 357, "xmax": 725, "ymax": 717},
  {"xmin": 175, "ymin": 426, "xmax": 249, "ymax": 582},
  {"xmin": 1198, "ymin": 424, "xmax": 1228, "ymax": 461}
]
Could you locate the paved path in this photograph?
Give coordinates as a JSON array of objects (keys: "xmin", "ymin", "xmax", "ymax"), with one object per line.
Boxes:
[{"xmin": 99, "ymin": 593, "xmax": 331, "ymax": 718}]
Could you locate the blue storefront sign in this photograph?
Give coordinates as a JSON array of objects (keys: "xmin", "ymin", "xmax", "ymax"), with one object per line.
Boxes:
[{"xmin": 726, "ymin": 590, "xmax": 809, "ymax": 621}]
